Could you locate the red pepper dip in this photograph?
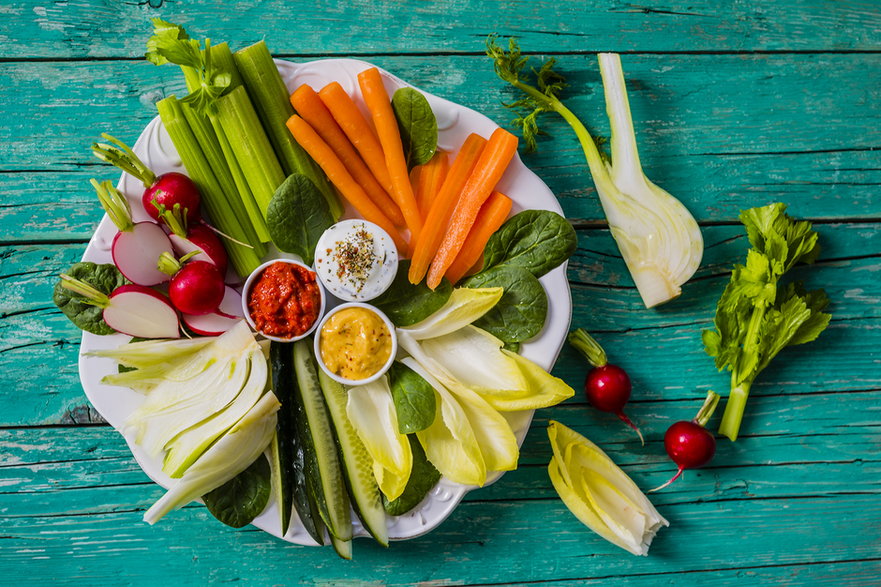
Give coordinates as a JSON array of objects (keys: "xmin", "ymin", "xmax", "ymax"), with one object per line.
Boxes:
[{"xmin": 247, "ymin": 261, "xmax": 321, "ymax": 339}]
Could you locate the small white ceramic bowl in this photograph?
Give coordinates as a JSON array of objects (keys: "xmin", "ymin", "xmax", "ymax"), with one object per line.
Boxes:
[
  {"xmin": 313, "ymin": 219, "xmax": 399, "ymax": 302},
  {"xmin": 313, "ymin": 302, "xmax": 397, "ymax": 386},
  {"xmin": 241, "ymin": 259, "xmax": 326, "ymax": 343}
]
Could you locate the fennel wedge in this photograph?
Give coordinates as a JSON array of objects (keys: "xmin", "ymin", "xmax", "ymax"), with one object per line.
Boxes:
[{"xmin": 487, "ymin": 37, "xmax": 703, "ymax": 308}]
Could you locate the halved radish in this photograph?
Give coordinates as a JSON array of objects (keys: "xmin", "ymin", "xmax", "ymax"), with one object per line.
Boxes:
[
  {"xmin": 59, "ymin": 275, "xmax": 179, "ymax": 339},
  {"xmin": 168, "ymin": 223, "xmax": 228, "ymax": 274},
  {"xmin": 182, "ymin": 312, "xmax": 242, "ymax": 336},
  {"xmin": 91, "ymin": 179, "xmax": 174, "ymax": 286},
  {"xmin": 217, "ymin": 286, "xmax": 244, "ymax": 319},
  {"xmin": 112, "ymin": 222, "xmax": 174, "ymax": 286}
]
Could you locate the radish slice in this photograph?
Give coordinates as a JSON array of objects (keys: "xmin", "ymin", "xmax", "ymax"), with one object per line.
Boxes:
[
  {"xmin": 112, "ymin": 222, "xmax": 174, "ymax": 286},
  {"xmin": 168, "ymin": 224, "xmax": 228, "ymax": 274},
  {"xmin": 217, "ymin": 286, "xmax": 244, "ymax": 319},
  {"xmin": 182, "ymin": 312, "xmax": 242, "ymax": 336},
  {"xmin": 105, "ymin": 285, "xmax": 180, "ymax": 339}
]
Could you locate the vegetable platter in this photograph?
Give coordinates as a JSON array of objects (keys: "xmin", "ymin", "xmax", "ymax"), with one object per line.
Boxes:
[{"xmin": 75, "ymin": 56, "xmax": 573, "ymax": 546}]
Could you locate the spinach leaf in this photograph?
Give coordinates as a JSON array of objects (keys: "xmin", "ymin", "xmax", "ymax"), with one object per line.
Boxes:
[
  {"xmin": 266, "ymin": 173, "xmax": 334, "ymax": 265},
  {"xmin": 388, "ymin": 362, "xmax": 436, "ymax": 434},
  {"xmin": 372, "ymin": 260, "xmax": 452, "ymax": 326},
  {"xmin": 483, "ymin": 210, "xmax": 577, "ymax": 277},
  {"xmin": 463, "ymin": 265, "xmax": 547, "ymax": 343},
  {"xmin": 53, "ymin": 262, "xmax": 126, "ymax": 335},
  {"xmin": 383, "ymin": 435, "xmax": 441, "ymax": 516},
  {"xmin": 392, "ymin": 87, "xmax": 437, "ymax": 168},
  {"xmin": 203, "ymin": 454, "xmax": 271, "ymax": 529}
]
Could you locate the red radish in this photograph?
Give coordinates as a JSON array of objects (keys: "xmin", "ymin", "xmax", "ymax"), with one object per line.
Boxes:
[
  {"xmin": 159, "ymin": 253, "xmax": 226, "ymax": 316},
  {"xmin": 59, "ymin": 275, "xmax": 179, "ymax": 339},
  {"xmin": 92, "ymin": 133, "xmax": 200, "ymax": 223},
  {"xmin": 182, "ymin": 312, "xmax": 242, "ymax": 336},
  {"xmin": 217, "ymin": 286, "xmax": 244, "ymax": 319},
  {"xmin": 91, "ymin": 179, "xmax": 173, "ymax": 286},
  {"xmin": 568, "ymin": 328, "xmax": 644, "ymax": 444},
  {"xmin": 650, "ymin": 391, "xmax": 720, "ymax": 492},
  {"xmin": 154, "ymin": 202, "xmax": 228, "ymax": 273}
]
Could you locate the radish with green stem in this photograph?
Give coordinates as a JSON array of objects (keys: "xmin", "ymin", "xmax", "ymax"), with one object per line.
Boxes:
[
  {"xmin": 650, "ymin": 391, "xmax": 719, "ymax": 492},
  {"xmin": 567, "ymin": 328, "xmax": 643, "ymax": 444},
  {"xmin": 154, "ymin": 201, "xmax": 229, "ymax": 274},
  {"xmin": 92, "ymin": 133, "xmax": 201, "ymax": 223},
  {"xmin": 92, "ymin": 179, "xmax": 174, "ymax": 287},
  {"xmin": 159, "ymin": 252, "xmax": 226, "ymax": 316},
  {"xmin": 59, "ymin": 274, "xmax": 180, "ymax": 339}
]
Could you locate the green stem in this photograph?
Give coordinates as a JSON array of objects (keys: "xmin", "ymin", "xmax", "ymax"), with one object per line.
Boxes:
[
  {"xmin": 157, "ymin": 251, "xmax": 183, "ymax": 276},
  {"xmin": 566, "ymin": 328, "xmax": 607, "ymax": 367},
  {"xmin": 59, "ymin": 274, "xmax": 110, "ymax": 307},
  {"xmin": 154, "ymin": 201, "xmax": 188, "ymax": 238},
  {"xmin": 91, "ymin": 179, "xmax": 134, "ymax": 232},
  {"xmin": 719, "ymin": 380, "xmax": 751, "ymax": 441},
  {"xmin": 91, "ymin": 134, "xmax": 156, "ymax": 187},
  {"xmin": 597, "ymin": 53, "xmax": 643, "ymax": 187},
  {"xmin": 694, "ymin": 390, "xmax": 721, "ymax": 428}
]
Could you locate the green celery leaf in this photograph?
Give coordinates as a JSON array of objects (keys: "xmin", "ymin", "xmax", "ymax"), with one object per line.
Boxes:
[
  {"xmin": 145, "ymin": 19, "xmax": 201, "ymax": 68},
  {"xmin": 782, "ymin": 284, "xmax": 832, "ymax": 346}
]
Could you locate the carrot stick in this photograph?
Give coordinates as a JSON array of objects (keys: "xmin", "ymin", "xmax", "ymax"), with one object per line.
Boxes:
[
  {"xmin": 318, "ymin": 82, "xmax": 394, "ymax": 193},
  {"xmin": 444, "ymin": 191, "xmax": 513, "ymax": 285},
  {"xmin": 412, "ymin": 151, "xmax": 449, "ymax": 220},
  {"xmin": 357, "ymin": 67, "xmax": 424, "ymax": 242},
  {"xmin": 407, "ymin": 133, "xmax": 487, "ymax": 284},
  {"xmin": 426, "ymin": 127, "xmax": 518, "ymax": 289},
  {"xmin": 290, "ymin": 84, "xmax": 406, "ymax": 227},
  {"xmin": 285, "ymin": 115, "xmax": 409, "ymax": 255}
]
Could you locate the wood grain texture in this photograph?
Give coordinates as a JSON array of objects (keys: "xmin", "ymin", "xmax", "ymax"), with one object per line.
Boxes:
[{"xmin": 2, "ymin": 2, "xmax": 880, "ymax": 584}]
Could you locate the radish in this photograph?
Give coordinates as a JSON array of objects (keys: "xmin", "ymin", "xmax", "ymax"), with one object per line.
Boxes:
[
  {"xmin": 159, "ymin": 253, "xmax": 226, "ymax": 316},
  {"xmin": 91, "ymin": 179, "xmax": 173, "ymax": 286},
  {"xmin": 217, "ymin": 286, "xmax": 244, "ymax": 319},
  {"xmin": 182, "ymin": 312, "xmax": 242, "ymax": 336},
  {"xmin": 59, "ymin": 275, "xmax": 180, "ymax": 339},
  {"xmin": 650, "ymin": 391, "xmax": 720, "ymax": 492},
  {"xmin": 154, "ymin": 202, "xmax": 228, "ymax": 273},
  {"xmin": 567, "ymin": 328, "xmax": 644, "ymax": 444},
  {"xmin": 92, "ymin": 133, "xmax": 200, "ymax": 223}
]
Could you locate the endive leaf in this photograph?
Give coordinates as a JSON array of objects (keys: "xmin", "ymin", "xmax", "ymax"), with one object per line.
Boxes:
[
  {"xmin": 398, "ymin": 287, "xmax": 503, "ymax": 340},
  {"xmin": 548, "ymin": 421, "xmax": 668, "ymax": 556},
  {"xmin": 346, "ymin": 377, "xmax": 413, "ymax": 501}
]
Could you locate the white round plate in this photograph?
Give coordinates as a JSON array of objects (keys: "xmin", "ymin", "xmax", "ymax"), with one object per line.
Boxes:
[{"xmin": 77, "ymin": 59, "xmax": 572, "ymax": 545}]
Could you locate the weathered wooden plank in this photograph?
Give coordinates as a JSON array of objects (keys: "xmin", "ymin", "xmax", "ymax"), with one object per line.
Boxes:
[
  {"xmin": 2, "ymin": 1, "xmax": 880, "ymax": 58},
  {"xmin": 1, "ymin": 53, "xmax": 880, "ymax": 237}
]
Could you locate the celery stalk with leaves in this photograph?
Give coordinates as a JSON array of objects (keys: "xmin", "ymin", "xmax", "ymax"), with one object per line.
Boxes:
[
  {"xmin": 486, "ymin": 37, "xmax": 703, "ymax": 308},
  {"xmin": 703, "ymin": 203, "xmax": 831, "ymax": 440}
]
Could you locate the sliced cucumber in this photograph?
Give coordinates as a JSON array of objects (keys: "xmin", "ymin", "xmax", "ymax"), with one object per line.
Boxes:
[
  {"xmin": 268, "ymin": 342, "xmax": 294, "ymax": 536},
  {"xmin": 317, "ymin": 368, "xmax": 390, "ymax": 547},
  {"xmin": 292, "ymin": 338, "xmax": 353, "ymax": 541},
  {"xmin": 330, "ymin": 533, "xmax": 353, "ymax": 560}
]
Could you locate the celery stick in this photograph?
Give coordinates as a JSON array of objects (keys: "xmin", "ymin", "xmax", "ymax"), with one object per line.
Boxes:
[
  {"xmin": 215, "ymin": 86, "xmax": 286, "ymax": 218},
  {"xmin": 156, "ymin": 95, "xmax": 264, "ymax": 276},
  {"xmin": 180, "ymin": 103, "xmax": 270, "ymax": 244},
  {"xmin": 234, "ymin": 41, "xmax": 344, "ymax": 219}
]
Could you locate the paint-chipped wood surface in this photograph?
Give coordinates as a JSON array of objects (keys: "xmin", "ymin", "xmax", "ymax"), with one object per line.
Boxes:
[{"xmin": 1, "ymin": 2, "xmax": 879, "ymax": 585}]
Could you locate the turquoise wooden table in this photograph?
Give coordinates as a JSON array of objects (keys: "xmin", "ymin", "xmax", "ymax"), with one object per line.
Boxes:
[{"xmin": 2, "ymin": 2, "xmax": 880, "ymax": 584}]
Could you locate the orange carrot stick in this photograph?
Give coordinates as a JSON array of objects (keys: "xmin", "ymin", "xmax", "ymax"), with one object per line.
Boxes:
[
  {"xmin": 290, "ymin": 84, "xmax": 406, "ymax": 227},
  {"xmin": 412, "ymin": 151, "xmax": 449, "ymax": 220},
  {"xmin": 357, "ymin": 67, "xmax": 423, "ymax": 242},
  {"xmin": 318, "ymin": 82, "xmax": 394, "ymax": 194},
  {"xmin": 285, "ymin": 115, "xmax": 409, "ymax": 255},
  {"xmin": 426, "ymin": 127, "xmax": 518, "ymax": 289},
  {"xmin": 444, "ymin": 191, "xmax": 512, "ymax": 285},
  {"xmin": 408, "ymin": 134, "xmax": 487, "ymax": 284}
]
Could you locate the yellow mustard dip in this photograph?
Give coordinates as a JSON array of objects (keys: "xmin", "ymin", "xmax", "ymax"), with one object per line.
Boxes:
[{"xmin": 319, "ymin": 307, "xmax": 392, "ymax": 380}]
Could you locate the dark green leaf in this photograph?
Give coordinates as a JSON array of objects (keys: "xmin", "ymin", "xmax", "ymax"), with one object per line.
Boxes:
[
  {"xmin": 391, "ymin": 88, "xmax": 437, "ymax": 168},
  {"xmin": 372, "ymin": 260, "xmax": 452, "ymax": 326},
  {"xmin": 463, "ymin": 265, "xmax": 547, "ymax": 343},
  {"xmin": 482, "ymin": 210, "xmax": 577, "ymax": 278},
  {"xmin": 53, "ymin": 262, "xmax": 127, "ymax": 335},
  {"xmin": 203, "ymin": 455, "xmax": 271, "ymax": 529},
  {"xmin": 383, "ymin": 435, "xmax": 441, "ymax": 516},
  {"xmin": 266, "ymin": 174, "xmax": 334, "ymax": 265},
  {"xmin": 388, "ymin": 362, "xmax": 436, "ymax": 434}
]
